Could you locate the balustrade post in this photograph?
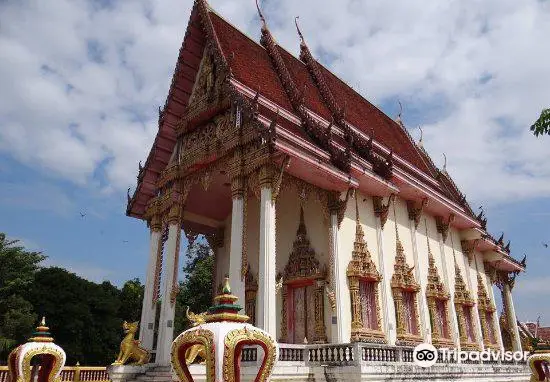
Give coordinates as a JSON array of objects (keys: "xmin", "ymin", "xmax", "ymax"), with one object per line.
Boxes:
[{"xmin": 74, "ymin": 362, "xmax": 81, "ymax": 382}]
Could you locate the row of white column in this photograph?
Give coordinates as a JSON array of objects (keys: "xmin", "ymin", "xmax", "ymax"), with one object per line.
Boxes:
[
  {"xmin": 139, "ymin": 220, "xmax": 181, "ymax": 365},
  {"xmin": 138, "ymin": 193, "xmax": 522, "ymax": 365}
]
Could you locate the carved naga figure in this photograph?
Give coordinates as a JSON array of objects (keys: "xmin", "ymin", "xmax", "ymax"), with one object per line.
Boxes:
[
  {"xmin": 184, "ymin": 307, "xmax": 208, "ymax": 365},
  {"xmin": 528, "ymin": 340, "xmax": 550, "ymax": 382},
  {"xmin": 112, "ymin": 321, "xmax": 150, "ymax": 366}
]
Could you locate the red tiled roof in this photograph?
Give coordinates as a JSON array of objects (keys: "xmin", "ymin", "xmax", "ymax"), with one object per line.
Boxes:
[
  {"xmin": 210, "ymin": 13, "xmax": 293, "ymax": 113},
  {"xmin": 129, "ymin": 1, "xmax": 472, "ymax": 218},
  {"xmin": 276, "ymin": 46, "xmax": 332, "ymax": 121},
  {"xmin": 315, "ymin": 65, "xmax": 434, "ymax": 176}
]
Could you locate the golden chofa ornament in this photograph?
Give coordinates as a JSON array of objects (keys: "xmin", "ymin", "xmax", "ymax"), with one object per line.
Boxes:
[
  {"xmin": 171, "ymin": 277, "xmax": 279, "ymax": 382},
  {"xmin": 7, "ymin": 317, "xmax": 66, "ymax": 382}
]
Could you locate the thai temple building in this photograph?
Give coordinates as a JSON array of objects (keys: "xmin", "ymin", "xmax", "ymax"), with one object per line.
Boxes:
[{"xmin": 126, "ymin": 0, "xmax": 529, "ymax": 379}]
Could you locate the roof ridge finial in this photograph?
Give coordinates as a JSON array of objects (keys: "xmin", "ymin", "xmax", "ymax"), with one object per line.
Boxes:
[
  {"xmin": 442, "ymin": 153, "xmax": 447, "ymax": 173},
  {"xmin": 256, "ymin": 0, "xmax": 267, "ymax": 29},
  {"xmin": 418, "ymin": 125, "xmax": 423, "ymax": 147},
  {"xmin": 295, "ymin": 16, "xmax": 306, "ymax": 45}
]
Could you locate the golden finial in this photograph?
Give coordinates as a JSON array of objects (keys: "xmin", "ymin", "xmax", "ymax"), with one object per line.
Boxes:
[{"xmin": 40, "ymin": 316, "xmax": 46, "ymax": 327}]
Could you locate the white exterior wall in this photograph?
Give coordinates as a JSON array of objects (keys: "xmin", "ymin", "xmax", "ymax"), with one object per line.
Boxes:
[{"xmin": 212, "ymin": 186, "xmax": 505, "ymax": 349}]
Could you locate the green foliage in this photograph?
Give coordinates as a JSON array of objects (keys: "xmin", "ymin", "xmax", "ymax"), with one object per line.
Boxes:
[
  {"xmin": 119, "ymin": 278, "xmax": 144, "ymax": 322},
  {"xmin": 0, "ymin": 233, "xmax": 45, "ymax": 359},
  {"xmin": 531, "ymin": 108, "xmax": 550, "ymax": 137},
  {"xmin": 174, "ymin": 239, "xmax": 214, "ymax": 336},
  {"xmin": 27, "ymin": 267, "xmax": 122, "ymax": 365}
]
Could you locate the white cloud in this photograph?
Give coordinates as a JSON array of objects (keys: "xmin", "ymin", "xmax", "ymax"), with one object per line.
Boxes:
[
  {"xmin": 0, "ymin": 181, "xmax": 76, "ymax": 217},
  {"xmin": 0, "ymin": 0, "xmax": 549, "ymax": 205}
]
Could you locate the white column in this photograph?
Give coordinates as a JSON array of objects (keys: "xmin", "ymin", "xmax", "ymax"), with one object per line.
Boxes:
[
  {"xmin": 138, "ymin": 227, "xmax": 162, "ymax": 351},
  {"xmin": 438, "ymin": 236, "xmax": 461, "ymax": 349},
  {"xmin": 375, "ymin": 217, "xmax": 395, "ymax": 345},
  {"xmin": 329, "ymin": 212, "xmax": 345, "ymax": 343},
  {"xmin": 257, "ymin": 181, "xmax": 276, "ymax": 337},
  {"xmin": 229, "ymin": 184, "xmax": 245, "ymax": 307},
  {"xmin": 155, "ymin": 222, "xmax": 180, "ymax": 365},
  {"xmin": 409, "ymin": 220, "xmax": 430, "ymax": 343},
  {"xmin": 503, "ymin": 282, "xmax": 522, "ymax": 352}
]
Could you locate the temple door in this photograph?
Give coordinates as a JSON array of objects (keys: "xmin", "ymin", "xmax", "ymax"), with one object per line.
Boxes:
[
  {"xmin": 287, "ymin": 282, "xmax": 316, "ymax": 344},
  {"xmin": 280, "ymin": 207, "xmax": 326, "ymax": 344}
]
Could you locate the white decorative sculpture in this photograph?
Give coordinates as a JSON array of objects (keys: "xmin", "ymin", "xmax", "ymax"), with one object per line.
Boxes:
[
  {"xmin": 171, "ymin": 277, "xmax": 279, "ymax": 382},
  {"xmin": 7, "ymin": 318, "xmax": 66, "ymax": 382}
]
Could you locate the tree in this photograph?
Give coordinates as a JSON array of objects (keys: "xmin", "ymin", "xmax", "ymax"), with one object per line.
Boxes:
[
  {"xmin": 531, "ymin": 108, "xmax": 550, "ymax": 137},
  {"xmin": 174, "ymin": 239, "xmax": 214, "ymax": 336},
  {"xmin": 0, "ymin": 233, "xmax": 45, "ymax": 359},
  {"xmin": 118, "ymin": 278, "xmax": 144, "ymax": 322},
  {"xmin": 27, "ymin": 267, "xmax": 122, "ymax": 365}
]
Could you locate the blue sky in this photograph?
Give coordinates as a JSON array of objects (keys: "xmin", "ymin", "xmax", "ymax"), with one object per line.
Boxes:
[{"xmin": 0, "ymin": 0, "xmax": 549, "ymax": 324}]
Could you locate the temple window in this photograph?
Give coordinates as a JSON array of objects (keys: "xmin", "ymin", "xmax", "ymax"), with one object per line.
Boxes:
[
  {"xmin": 359, "ymin": 280, "xmax": 378, "ymax": 330},
  {"xmin": 435, "ymin": 300, "xmax": 450, "ymax": 338},
  {"xmin": 424, "ymin": 223, "xmax": 454, "ymax": 347},
  {"xmin": 347, "ymin": 199, "xmax": 385, "ymax": 343},
  {"xmin": 390, "ymin": 234, "xmax": 422, "ymax": 345},
  {"xmin": 463, "ymin": 306, "xmax": 475, "ymax": 342},
  {"xmin": 476, "ymin": 273, "xmax": 498, "ymax": 347},
  {"xmin": 280, "ymin": 207, "xmax": 326, "ymax": 344},
  {"xmin": 403, "ymin": 291, "xmax": 419, "ymax": 335},
  {"xmin": 453, "ymin": 261, "xmax": 479, "ymax": 350}
]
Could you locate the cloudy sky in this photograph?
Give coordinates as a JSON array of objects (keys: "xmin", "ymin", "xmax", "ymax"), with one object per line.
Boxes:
[{"xmin": 0, "ymin": 0, "xmax": 549, "ymax": 323}]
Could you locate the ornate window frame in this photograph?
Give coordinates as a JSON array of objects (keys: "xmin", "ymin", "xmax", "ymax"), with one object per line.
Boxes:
[
  {"xmin": 391, "ymin": 236, "xmax": 422, "ymax": 346},
  {"xmin": 453, "ymin": 262, "xmax": 479, "ymax": 350},
  {"xmin": 347, "ymin": 200, "xmax": 385, "ymax": 343},
  {"xmin": 424, "ymin": 231, "xmax": 454, "ymax": 348},
  {"xmin": 280, "ymin": 207, "xmax": 327, "ymax": 344},
  {"xmin": 476, "ymin": 273, "xmax": 499, "ymax": 349}
]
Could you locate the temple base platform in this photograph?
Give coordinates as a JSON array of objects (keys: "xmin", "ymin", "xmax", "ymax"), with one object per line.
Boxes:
[{"xmin": 110, "ymin": 343, "xmax": 530, "ymax": 382}]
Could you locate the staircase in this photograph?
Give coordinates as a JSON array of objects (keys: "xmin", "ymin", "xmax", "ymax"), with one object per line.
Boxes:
[{"xmin": 129, "ymin": 366, "xmax": 172, "ymax": 382}]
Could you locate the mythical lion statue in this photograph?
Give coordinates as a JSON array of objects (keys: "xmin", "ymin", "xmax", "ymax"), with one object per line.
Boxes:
[
  {"xmin": 185, "ymin": 307, "xmax": 208, "ymax": 365},
  {"xmin": 112, "ymin": 321, "xmax": 150, "ymax": 366}
]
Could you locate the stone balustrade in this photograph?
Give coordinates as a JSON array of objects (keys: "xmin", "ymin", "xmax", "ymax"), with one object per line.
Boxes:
[{"xmin": 0, "ymin": 366, "xmax": 109, "ymax": 382}]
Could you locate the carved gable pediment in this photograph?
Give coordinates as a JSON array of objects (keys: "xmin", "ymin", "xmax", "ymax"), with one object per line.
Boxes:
[
  {"xmin": 453, "ymin": 261, "xmax": 474, "ymax": 305},
  {"xmin": 347, "ymin": 200, "xmax": 380, "ymax": 281},
  {"xmin": 283, "ymin": 207, "xmax": 324, "ymax": 282}
]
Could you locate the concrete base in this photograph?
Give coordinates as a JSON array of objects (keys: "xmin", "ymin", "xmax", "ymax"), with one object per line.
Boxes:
[
  {"xmin": 179, "ymin": 363, "xmax": 530, "ymax": 382},
  {"xmin": 107, "ymin": 365, "xmax": 150, "ymax": 382}
]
